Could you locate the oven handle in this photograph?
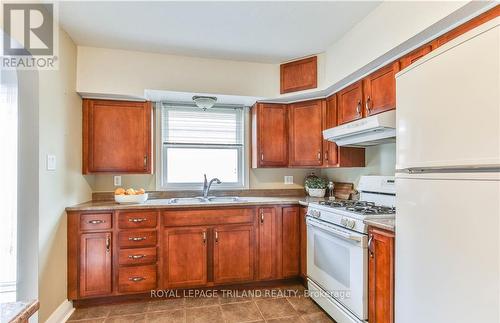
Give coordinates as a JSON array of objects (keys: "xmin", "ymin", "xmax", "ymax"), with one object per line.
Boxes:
[{"xmin": 306, "ymin": 217, "xmax": 363, "ymax": 243}]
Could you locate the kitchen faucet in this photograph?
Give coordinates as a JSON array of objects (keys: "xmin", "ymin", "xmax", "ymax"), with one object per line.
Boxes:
[{"xmin": 202, "ymin": 174, "xmax": 221, "ymax": 198}]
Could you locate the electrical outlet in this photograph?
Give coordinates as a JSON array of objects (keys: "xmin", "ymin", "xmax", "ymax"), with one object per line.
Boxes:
[
  {"xmin": 284, "ymin": 176, "xmax": 293, "ymax": 185},
  {"xmin": 46, "ymin": 154, "xmax": 56, "ymax": 171},
  {"xmin": 114, "ymin": 175, "xmax": 122, "ymax": 186}
]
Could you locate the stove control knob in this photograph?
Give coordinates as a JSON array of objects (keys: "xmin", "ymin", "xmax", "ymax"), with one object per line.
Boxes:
[
  {"xmin": 348, "ymin": 220, "xmax": 356, "ymax": 229},
  {"xmin": 309, "ymin": 210, "xmax": 321, "ymax": 218},
  {"xmin": 340, "ymin": 218, "xmax": 347, "ymax": 226}
]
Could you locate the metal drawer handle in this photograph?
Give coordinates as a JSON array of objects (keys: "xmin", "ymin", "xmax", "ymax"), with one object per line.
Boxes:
[
  {"xmin": 356, "ymin": 100, "xmax": 361, "ymax": 115},
  {"xmin": 128, "ymin": 254, "xmax": 145, "ymax": 259},
  {"xmin": 368, "ymin": 234, "xmax": 374, "ymax": 258},
  {"xmin": 88, "ymin": 220, "xmax": 104, "ymax": 224},
  {"xmin": 105, "ymin": 235, "xmax": 111, "ymax": 253},
  {"xmin": 129, "ymin": 277, "xmax": 145, "ymax": 282},
  {"xmin": 128, "ymin": 237, "xmax": 147, "ymax": 241},
  {"xmin": 128, "ymin": 218, "xmax": 147, "ymax": 223}
]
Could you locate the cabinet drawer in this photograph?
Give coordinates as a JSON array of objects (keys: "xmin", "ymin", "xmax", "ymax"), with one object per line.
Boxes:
[
  {"xmin": 80, "ymin": 213, "xmax": 112, "ymax": 231},
  {"xmin": 119, "ymin": 231, "xmax": 157, "ymax": 248},
  {"xmin": 163, "ymin": 208, "xmax": 255, "ymax": 227},
  {"xmin": 118, "ymin": 265, "xmax": 157, "ymax": 293},
  {"xmin": 119, "ymin": 247, "xmax": 157, "ymax": 266},
  {"xmin": 119, "ymin": 211, "xmax": 157, "ymax": 229}
]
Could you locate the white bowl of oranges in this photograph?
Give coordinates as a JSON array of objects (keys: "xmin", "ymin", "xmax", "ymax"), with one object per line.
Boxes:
[{"xmin": 114, "ymin": 188, "xmax": 148, "ymax": 204}]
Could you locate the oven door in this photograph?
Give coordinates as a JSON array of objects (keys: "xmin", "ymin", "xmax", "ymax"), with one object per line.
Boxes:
[{"xmin": 306, "ymin": 217, "xmax": 368, "ymax": 320}]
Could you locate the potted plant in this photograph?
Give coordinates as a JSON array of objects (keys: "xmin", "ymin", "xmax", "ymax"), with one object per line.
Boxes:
[{"xmin": 305, "ymin": 177, "xmax": 328, "ymax": 197}]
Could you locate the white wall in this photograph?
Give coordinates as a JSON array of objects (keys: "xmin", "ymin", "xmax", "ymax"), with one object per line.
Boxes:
[
  {"xmin": 324, "ymin": 1, "xmax": 468, "ymax": 86},
  {"xmin": 77, "ymin": 46, "xmax": 279, "ymax": 99},
  {"xmin": 38, "ymin": 29, "xmax": 92, "ymax": 321},
  {"xmin": 321, "ymin": 144, "xmax": 396, "ymax": 186}
]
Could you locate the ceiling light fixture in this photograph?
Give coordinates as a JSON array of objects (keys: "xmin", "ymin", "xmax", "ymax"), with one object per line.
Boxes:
[{"xmin": 192, "ymin": 95, "xmax": 217, "ymax": 111}]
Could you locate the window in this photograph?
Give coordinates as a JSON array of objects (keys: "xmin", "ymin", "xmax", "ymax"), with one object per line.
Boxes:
[{"xmin": 158, "ymin": 104, "xmax": 246, "ymax": 190}]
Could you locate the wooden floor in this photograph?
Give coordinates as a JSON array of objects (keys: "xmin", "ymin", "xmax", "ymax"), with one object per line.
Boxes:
[{"xmin": 67, "ymin": 284, "xmax": 335, "ymax": 322}]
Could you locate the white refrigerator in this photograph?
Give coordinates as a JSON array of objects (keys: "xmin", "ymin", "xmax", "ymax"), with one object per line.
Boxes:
[{"xmin": 395, "ymin": 17, "xmax": 500, "ymax": 323}]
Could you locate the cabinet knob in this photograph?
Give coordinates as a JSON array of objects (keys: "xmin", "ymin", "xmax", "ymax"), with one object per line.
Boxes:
[
  {"xmin": 143, "ymin": 155, "xmax": 148, "ymax": 170},
  {"xmin": 324, "ymin": 152, "xmax": 328, "ymax": 161},
  {"xmin": 129, "ymin": 277, "xmax": 145, "ymax": 282},
  {"xmin": 202, "ymin": 231, "xmax": 207, "ymax": 244},
  {"xmin": 260, "ymin": 210, "xmax": 264, "ymax": 224},
  {"xmin": 261, "ymin": 153, "xmax": 264, "ymax": 161},
  {"xmin": 356, "ymin": 100, "xmax": 362, "ymax": 115},
  {"xmin": 215, "ymin": 230, "xmax": 218, "ymax": 243},
  {"xmin": 317, "ymin": 151, "xmax": 321, "ymax": 161},
  {"xmin": 366, "ymin": 96, "xmax": 372, "ymax": 114},
  {"xmin": 128, "ymin": 254, "xmax": 145, "ymax": 259}
]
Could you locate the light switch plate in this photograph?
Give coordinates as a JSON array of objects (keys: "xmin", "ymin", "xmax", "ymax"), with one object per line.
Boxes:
[
  {"xmin": 46, "ymin": 154, "xmax": 56, "ymax": 171},
  {"xmin": 114, "ymin": 175, "xmax": 122, "ymax": 186},
  {"xmin": 284, "ymin": 176, "xmax": 293, "ymax": 185}
]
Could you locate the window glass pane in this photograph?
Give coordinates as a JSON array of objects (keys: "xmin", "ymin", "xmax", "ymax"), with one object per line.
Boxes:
[
  {"xmin": 166, "ymin": 147, "xmax": 239, "ymax": 183},
  {"xmin": 163, "ymin": 107, "xmax": 243, "ymax": 145}
]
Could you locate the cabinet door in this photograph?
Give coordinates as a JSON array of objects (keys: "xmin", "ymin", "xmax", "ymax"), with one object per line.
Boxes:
[
  {"xmin": 79, "ymin": 232, "xmax": 112, "ymax": 297},
  {"xmin": 288, "ymin": 100, "xmax": 323, "ymax": 167},
  {"xmin": 399, "ymin": 45, "xmax": 433, "ymax": 70},
  {"xmin": 253, "ymin": 103, "xmax": 288, "ymax": 167},
  {"xmin": 299, "ymin": 206, "xmax": 307, "ymax": 280},
  {"xmin": 363, "ymin": 62, "xmax": 398, "ymax": 117},
  {"xmin": 213, "ymin": 225, "xmax": 255, "ymax": 284},
  {"xmin": 368, "ymin": 227, "xmax": 395, "ymax": 323},
  {"xmin": 83, "ymin": 99, "xmax": 152, "ymax": 174},
  {"xmin": 338, "ymin": 80, "xmax": 363, "ymax": 125},
  {"xmin": 323, "ymin": 95, "xmax": 339, "ymax": 166},
  {"xmin": 257, "ymin": 207, "xmax": 277, "ymax": 280},
  {"xmin": 163, "ymin": 227, "xmax": 208, "ymax": 288},
  {"xmin": 282, "ymin": 207, "xmax": 300, "ymax": 278}
]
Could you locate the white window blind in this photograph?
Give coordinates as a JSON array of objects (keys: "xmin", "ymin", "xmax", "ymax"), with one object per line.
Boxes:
[
  {"xmin": 159, "ymin": 105, "xmax": 246, "ymax": 190},
  {"xmin": 162, "ymin": 107, "xmax": 243, "ymax": 146}
]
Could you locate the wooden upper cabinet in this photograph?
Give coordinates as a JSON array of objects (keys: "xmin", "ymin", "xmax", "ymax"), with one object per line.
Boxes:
[
  {"xmin": 252, "ymin": 103, "xmax": 288, "ymax": 168},
  {"xmin": 163, "ymin": 227, "xmax": 208, "ymax": 288},
  {"xmin": 323, "ymin": 95, "xmax": 339, "ymax": 166},
  {"xmin": 435, "ymin": 6, "xmax": 499, "ymax": 48},
  {"xmin": 399, "ymin": 45, "xmax": 433, "ymax": 70},
  {"xmin": 79, "ymin": 232, "xmax": 112, "ymax": 298},
  {"xmin": 83, "ymin": 99, "xmax": 153, "ymax": 174},
  {"xmin": 280, "ymin": 56, "xmax": 317, "ymax": 94},
  {"xmin": 338, "ymin": 81, "xmax": 363, "ymax": 125},
  {"xmin": 363, "ymin": 62, "xmax": 398, "ymax": 117},
  {"xmin": 368, "ymin": 227, "xmax": 395, "ymax": 323},
  {"xmin": 213, "ymin": 225, "xmax": 255, "ymax": 284},
  {"xmin": 288, "ymin": 100, "xmax": 324, "ymax": 167},
  {"xmin": 281, "ymin": 206, "xmax": 300, "ymax": 278}
]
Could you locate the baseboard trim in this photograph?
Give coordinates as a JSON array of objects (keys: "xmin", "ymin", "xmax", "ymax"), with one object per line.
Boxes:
[{"xmin": 45, "ymin": 299, "xmax": 74, "ymax": 323}]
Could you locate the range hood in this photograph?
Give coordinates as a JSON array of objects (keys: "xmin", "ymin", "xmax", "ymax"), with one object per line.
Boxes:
[{"xmin": 323, "ymin": 110, "xmax": 396, "ymax": 147}]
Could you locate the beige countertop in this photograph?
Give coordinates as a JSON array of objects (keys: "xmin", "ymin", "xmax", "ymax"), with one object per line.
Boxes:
[
  {"xmin": 66, "ymin": 196, "xmax": 322, "ymax": 212},
  {"xmin": 0, "ymin": 300, "xmax": 39, "ymax": 323},
  {"xmin": 364, "ymin": 218, "xmax": 395, "ymax": 232}
]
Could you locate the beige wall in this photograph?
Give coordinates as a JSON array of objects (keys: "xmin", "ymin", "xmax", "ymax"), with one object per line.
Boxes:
[
  {"xmin": 38, "ymin": 29, "xmax": 93, "ymax": 321},
  {"xmin": 324, "ymin": 1, "xmax": 468, "ymax": 86},
  {"xmin": 77, "ymin": 46, "xmax": 279, "ymax": 99}
]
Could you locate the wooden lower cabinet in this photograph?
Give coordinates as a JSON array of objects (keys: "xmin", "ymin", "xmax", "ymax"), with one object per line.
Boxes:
[
  {"xmin": 282, "ymin": 206, "xmax": 300, "ymax": 278},
  {"xmin": 79, "ymin": 232, "xmax": 112, "ymax": 298},
  {"xmin": 213, "ymin": 225, "xmax": 255, "ymax": 284},
  {"xmin": 368, "ymin": 227, "xmax": 395, "ymax": 323},
  {"xmin": 257, "ymin": 207, "xmax": 278, "ymax": 280},
  {"xmin": 69, "ymin": 205, "xmax": 301, "ymax": 301},
  {"xmin": 163, "ymin": 227, "xmax": 208, "ymax": 288}
]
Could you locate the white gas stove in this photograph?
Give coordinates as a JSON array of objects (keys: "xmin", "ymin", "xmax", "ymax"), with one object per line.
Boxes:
[{"xmin": 306, "ymin": 176, "xmax": 396, "ymax": 323}]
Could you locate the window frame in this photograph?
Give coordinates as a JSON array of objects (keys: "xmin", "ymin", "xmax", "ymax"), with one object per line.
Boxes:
[{"xmin": 155, "ymin": 102, "xmax": 248, "ymax": 191}]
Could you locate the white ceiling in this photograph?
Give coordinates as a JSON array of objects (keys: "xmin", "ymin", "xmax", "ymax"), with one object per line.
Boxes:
[{"xmin": 59, "ymin": 1, "xmax": 380, "ymax": 63}]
